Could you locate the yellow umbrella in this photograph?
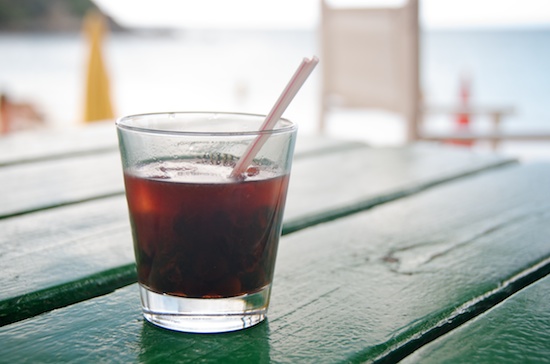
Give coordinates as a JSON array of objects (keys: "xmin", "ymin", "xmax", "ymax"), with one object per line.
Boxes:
[{"xmin": 83, "ymin": 10, "xmax": 114, "ymax": 123}]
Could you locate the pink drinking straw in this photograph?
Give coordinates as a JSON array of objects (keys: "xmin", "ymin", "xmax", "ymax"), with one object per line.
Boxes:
[{"xmin": 230, "ymin": 56, "xmax": 319, "ymax": 179}]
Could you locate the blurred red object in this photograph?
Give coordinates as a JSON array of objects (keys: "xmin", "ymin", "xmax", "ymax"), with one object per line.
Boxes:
[
  {"xmin": 450, "ymin": 74, "xmax": 474, "ymax": 147},
  {"xmin": 457, "ymin": 75, "xmax": 471, "ymax": 127},
  {"xmin": 0, "ymin": 93, "xmax": 45, "ymax": 135}
]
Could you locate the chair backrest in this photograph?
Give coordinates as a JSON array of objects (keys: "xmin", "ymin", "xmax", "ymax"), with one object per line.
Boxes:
[{"xmin": 320, "ymin": 0, "xmax": 420, "ymax": 140}]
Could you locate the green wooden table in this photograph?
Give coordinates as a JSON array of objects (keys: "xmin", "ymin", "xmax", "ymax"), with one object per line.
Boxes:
[{"xmin": 1, "ymin": 121, "xmax": 549, "ymax": 363}]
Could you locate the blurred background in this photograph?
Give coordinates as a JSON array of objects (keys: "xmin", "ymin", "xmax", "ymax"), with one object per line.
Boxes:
[{"xmin": 1, "ymin": 0, "xmax": 549, "ymax": 161}]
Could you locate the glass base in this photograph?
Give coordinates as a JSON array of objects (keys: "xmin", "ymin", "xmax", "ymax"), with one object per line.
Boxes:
[{"xmin": 139, "ymin": 284, "xmax": 271, "ymax": 333}]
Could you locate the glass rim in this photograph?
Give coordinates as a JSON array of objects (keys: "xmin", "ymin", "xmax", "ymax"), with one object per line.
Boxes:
[{"xmin": 115, "ymin": 111, "xmax": 297, "ymax": 137}]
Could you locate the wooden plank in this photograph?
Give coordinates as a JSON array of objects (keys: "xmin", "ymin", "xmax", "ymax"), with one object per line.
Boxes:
[
  {"xmin": 423, "ymin": 104, "xmax": 514, "ymax": 116},
  {"xmin": 0, "ymin": 121, "xmax": 361, "ymax": 167},
  {"xmin": 401, "ymin": 273, "xmax": 550, "ymax": 364},
  {"xmin": 0, "ymin": 121, "xmax": 118, "ymax": 167},
  {"xmin": 0, "ymin": 134, "xmax": 365, "ymax": 218},
  {"xmin": 420, "ymin": 132, "xmax": 550, "ymax": 142},
  {"xmin": 1, "ymin": 163, "xmax": 549, "ymax": 362},
  {"xmin": 283, "ymin": 144, "xmax": 514, "ymax": 231},
  {"xmin": 0, "ymin": 197, "xmax": 133, "ymax": 301},
  {"xmin": 0, "ymin": 152, "xmax": 124, "ymax": 218}
]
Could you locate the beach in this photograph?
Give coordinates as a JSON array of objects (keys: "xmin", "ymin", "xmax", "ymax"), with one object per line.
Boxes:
[{"xmin": 1, "ymin": 27, "xmax": 549, "ymax": 161}]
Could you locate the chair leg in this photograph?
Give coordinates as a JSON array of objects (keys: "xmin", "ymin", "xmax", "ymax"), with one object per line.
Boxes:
[{"xmin": 491, "ymin": 112, "xmax": 502, "ymax": 150}]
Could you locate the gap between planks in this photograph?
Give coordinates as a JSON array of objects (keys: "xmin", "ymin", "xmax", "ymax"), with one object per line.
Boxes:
[{"xmin": 351, "ymin": 255, "xmax": 550, "ymax": 364}]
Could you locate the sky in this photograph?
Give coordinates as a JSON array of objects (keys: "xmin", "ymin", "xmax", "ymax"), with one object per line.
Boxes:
[{"xmin": 94, "ymin": 0, "xmax": 550, "ymax": 30}]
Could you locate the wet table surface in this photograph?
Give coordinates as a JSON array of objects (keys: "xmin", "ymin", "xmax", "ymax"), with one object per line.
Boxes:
[{"xmin": 1, "ymin": 121, "xmax": 549, "ymax": 363}]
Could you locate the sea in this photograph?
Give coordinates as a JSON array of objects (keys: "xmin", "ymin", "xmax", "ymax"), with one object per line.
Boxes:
[{"xmin": 1, "ymin": 27, "xmax": 549, "ymax": 161}]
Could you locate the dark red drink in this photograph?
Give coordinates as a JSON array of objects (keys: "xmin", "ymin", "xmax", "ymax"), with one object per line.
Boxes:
[{"xmin": 123, "ymin": 160, "xmax": 289, "ymax": 298}]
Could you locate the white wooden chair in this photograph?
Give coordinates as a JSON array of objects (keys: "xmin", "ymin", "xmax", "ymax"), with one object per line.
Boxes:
[
  {"xmin": 320, "ymin": 0, "xmax": 420, "ymax": 142},
  {"xmin": 319, "ymin": 0, "xmax": 543, "ymax": 148}
]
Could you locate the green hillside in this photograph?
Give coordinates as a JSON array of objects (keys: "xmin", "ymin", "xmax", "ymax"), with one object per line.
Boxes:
[{"xmin": 0, "ymin": 0, "xmax": 119, "ymax": 32}]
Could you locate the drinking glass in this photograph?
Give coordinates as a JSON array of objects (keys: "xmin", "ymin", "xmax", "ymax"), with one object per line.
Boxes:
[{"xmin": 116, "ymin": 112, "xmax": 297, "ymax": 333}]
